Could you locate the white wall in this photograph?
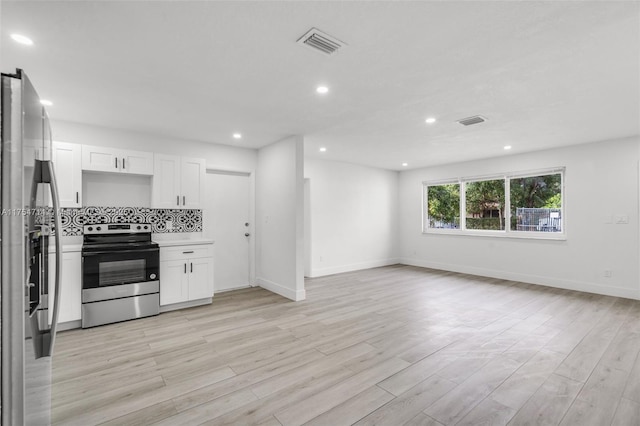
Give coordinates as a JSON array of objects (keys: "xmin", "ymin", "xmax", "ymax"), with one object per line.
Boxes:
[
  {"xmin": 82, "ymin": 173, "xmax": 151, "ymax": 207},
  {"xmin": 52, "ymin": 120, "xmax": 258, "ymax": 172},
  {"xmin": 399, "ymin": 136, "xmax": 640, "ymax": 299},
  {"xmin": 304, "ymin": 158, "xmax": 400, "ymax": 277},
  {"xmin": 256, "ymin": 135, "xmax": 305, "ymax": 301}
]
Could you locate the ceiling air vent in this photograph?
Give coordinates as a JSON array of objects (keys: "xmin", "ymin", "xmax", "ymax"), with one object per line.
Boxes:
[
  {"xmin": 296, "ymin": 27, "xmax": 346, "ymax": 56},
  {"xmin": 457, "ymin": 115, "xmax": 487, "ymax": 126}
]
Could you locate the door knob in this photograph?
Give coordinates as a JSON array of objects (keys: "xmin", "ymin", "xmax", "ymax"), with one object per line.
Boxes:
[{"xmin": 245, "ymin": 233, "xmax": 250, "ymax": 237}]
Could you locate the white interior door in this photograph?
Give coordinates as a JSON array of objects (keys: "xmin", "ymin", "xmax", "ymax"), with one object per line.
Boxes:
[{"xmin": 204, "ymin": 171, "xmax": 251, "ymax": 292}]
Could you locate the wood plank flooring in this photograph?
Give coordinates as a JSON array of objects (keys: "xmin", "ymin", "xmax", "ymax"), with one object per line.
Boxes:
[{"xmin": 52, "ymin": 265, "xmax": 640, "ymax": 425}]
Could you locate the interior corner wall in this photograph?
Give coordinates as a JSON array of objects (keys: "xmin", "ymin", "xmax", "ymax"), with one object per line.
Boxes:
[
  {"xmin": 256, "ymin": 135, "xmax": 305, "ymax": 301},
  {"xmin": 399, "ymin": 136, "xmax": 640, "ymax": 300},
  {"xmin": 304, "ymin": 158, "xmax": 400, "ymax": 277}
]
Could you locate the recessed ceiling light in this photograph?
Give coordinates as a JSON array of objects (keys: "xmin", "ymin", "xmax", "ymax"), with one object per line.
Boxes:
[
  {"xmin": 316, "ymin": 86, "xmax": 329, "ymax": 94},
  {"xmin": 319, "ymin": 147, "xmax": 327, "ymax": 152},
  {"xmin": 504, "ymin": 145, "xmax": 512, "ymax": 150},
  {"xmin": 402, "ymin": 163, "xmax": 408, "ymax": 167},
  {"xmin": 233, "ymin": 133, "xmax": 242, "ymax": 139},
  {"xmin": 11, "ymin": 34, "xmax": 33, "ymax": 46},
  {"xmin": 40, "ymin": 99, "xmax": 52, "ymax": 107},
  {"xmin": 425, "ymin": 117, "xmax": 436, "ymax": 124}
]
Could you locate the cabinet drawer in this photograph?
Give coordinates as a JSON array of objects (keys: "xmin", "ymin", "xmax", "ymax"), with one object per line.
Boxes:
[{"xmin": 160, "ymin": 244, "xmax": 213, "ymax": 261}]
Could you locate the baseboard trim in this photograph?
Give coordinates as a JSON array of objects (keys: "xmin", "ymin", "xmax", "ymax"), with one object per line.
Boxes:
[
  {"xmin": 257, "ymin": 277, "xmax": 305, "ymax": 301},
  {"xmin": 160, "ymin": 297, "xmax": 212, "ymax": 313},
  {"xmin": 309, "ymin": 258, "xmax": 401, "ymax": 278},
  {"xmin": 399, "ymin": 257, "xmax": 639, "ymax": 300},
  {"xmin": 215, "ymin": 285, "xmax": 252, "ymax": 293}
]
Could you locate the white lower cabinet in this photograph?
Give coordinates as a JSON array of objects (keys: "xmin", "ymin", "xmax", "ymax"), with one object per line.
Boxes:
[
  {"xmin": 160, "ymin": 243, "xmax": 214, "ymax": 306},
  {"xmin": 48, "ymin": 249, "xmax": 82, "ymax": 326}
]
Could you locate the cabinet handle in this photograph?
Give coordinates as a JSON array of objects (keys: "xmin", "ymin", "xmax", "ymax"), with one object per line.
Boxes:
[
  {"xmin": 76, "ymin": 192, "xmax": 79, "ymax": 204},
  {"xmin": 115, "ymin": 158, "xmax": 118, "ymax": 169},
  {"xmin": 183, "ymin": 251, "xmax": 194, "ymax": 254},
  {"xmin": 184, "ymin": 263, "xmax": 186, "ymax": 274},
  {"xmin": 122, "ymin": 158, "xmax": 125, "ymax": 169},
  {"xmin": 183, "ymin": 196, "xmax": 186, "ymax": 205},
  {"xmin": 176, "ymin": 196, "xmax": 179, "ymax": 206},
  {"xmin": 191, "ymin": 263, "xmax": 193, "ymax": 273}
]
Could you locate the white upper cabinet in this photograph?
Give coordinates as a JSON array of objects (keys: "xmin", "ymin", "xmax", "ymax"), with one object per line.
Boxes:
[
  {"xmin": 121, "ymin": 149, "xmax": 154, "ymax": 175},
  {"xmin": 82, "ymin": 145, "xmax": 153, "ymax": 175},
  {"xmin": 181, "ymin": 157, "xmax": 206, "ymax": 209},
  {"xmin": 153, "ymin": 154, "xmax": 181, "ymax": 208},
  {"xmin": 152, "ymin": 154, "xmax": 205, "ymax": 209},
  {"xmin": 52, "ymin": 141, "xmax": 82, "ymax": 208}
]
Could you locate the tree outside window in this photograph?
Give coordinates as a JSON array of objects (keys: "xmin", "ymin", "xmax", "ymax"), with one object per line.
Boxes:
[
  {"xmin": 465, "ymin": 179, "xmax": 505, "ymax": 230},
  {"xmin": 426, "ymin": 183, "xmax": 459, "ymax": 229}
]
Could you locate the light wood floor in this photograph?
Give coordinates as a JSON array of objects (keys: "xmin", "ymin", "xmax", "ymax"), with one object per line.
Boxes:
[{"xmin": 52, "ymin": 265, "xmax": 640, "ymax": 425}]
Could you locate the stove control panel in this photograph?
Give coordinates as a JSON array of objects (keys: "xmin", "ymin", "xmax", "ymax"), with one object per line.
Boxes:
[{"xmin": 84, "ymin": 223, "xmax": 151, "ymax": 235}]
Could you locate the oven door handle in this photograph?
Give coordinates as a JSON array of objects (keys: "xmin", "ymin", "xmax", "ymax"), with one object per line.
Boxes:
[{"xmin": 82, "ymin": 247, "xmax": 160, "ymax": 256}]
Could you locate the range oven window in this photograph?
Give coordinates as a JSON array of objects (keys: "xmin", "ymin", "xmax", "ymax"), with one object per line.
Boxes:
[
  {"xmin": 98, "ymin": 259, "xmax": 146, "ymax": 286},
  {"xmin": 82, "ymin": 248, "xmax": 159, "ymax": 289}
]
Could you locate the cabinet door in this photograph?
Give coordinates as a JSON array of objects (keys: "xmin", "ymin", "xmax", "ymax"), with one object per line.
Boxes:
[
  {"xmin": 160, "ymin": 259, "xmax": 189, "ymax": 305},
  {"xmin": 121, "ymin": 150, "xmax": 154, "ymax": 175},
  {"xmin": 181, "ymin": 157, "xmax": 206, "ymax": 209},
  {"xmin": 52, "ymin": 142, "xmax": 82, "ymax": 207},
  {"xmin": 48, "ymin": 251, "xmax": 82, "ymax": 325},
  {"xmin": 82, "ymin": 145, "xmax": 121, "ymax": 173},
  {"xmin": 152, "ymin": 154, "xmax": 181, "ymax": 209},
  {"xmin": 188, "ymin": 257, "xmax": 214, "ymax": 301}
]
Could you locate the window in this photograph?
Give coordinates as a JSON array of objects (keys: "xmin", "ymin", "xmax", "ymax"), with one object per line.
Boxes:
[
  {"xmin": 510, "ymin": 173, "xmax": 562, "ymax": 232},
  {"xmin": 465, "ymin": 179, "xmax": 505, "ymax": 230},
  {"xmin": 423, "ymin": 168, "xmax": 564, "ymax": 237},
  {"xmin": 425, "ymin": 183, "xmax": 460, "ymax": 229}
]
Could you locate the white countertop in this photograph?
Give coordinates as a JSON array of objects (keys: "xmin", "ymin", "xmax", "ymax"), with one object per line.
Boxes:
[{"xmin": 152, "ymin": 233, "xmax": 214, "ymax": 247}]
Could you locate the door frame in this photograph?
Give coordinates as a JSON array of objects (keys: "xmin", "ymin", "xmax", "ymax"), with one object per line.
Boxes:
[{"xmin": 205, "ymin": 168, "xmax": 256, "ymax": 287}]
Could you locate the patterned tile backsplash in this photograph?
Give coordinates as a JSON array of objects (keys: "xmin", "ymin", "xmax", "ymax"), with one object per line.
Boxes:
[{"xmin": 60, "ymin": 206, "xmax": 202, "ymax": 236}]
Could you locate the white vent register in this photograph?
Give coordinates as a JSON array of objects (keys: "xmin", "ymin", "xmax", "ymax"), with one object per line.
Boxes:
[
  {"xmin": 297, "ymin": 27, "xmax": 346, "ymax": 56},
  {"xmin": 457, "ymin": 115, "xmax": 487, "ymax": 126}
]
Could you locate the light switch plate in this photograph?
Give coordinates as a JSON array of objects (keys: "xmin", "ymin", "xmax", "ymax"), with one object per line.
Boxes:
[{"xmin": 614, "ymin": 215, "xmax": 629, "ymax": 224}]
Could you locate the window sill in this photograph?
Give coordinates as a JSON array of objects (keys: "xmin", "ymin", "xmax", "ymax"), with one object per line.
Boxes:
[{"xmin": 422, "ymin": 229, "xmax": 567, "ymax": 241}]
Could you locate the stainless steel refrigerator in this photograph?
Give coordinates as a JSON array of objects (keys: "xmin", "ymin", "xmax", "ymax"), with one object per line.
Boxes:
[{"xmin": 1, "ymin": 69, "xmax": 63, "ymax": 424}]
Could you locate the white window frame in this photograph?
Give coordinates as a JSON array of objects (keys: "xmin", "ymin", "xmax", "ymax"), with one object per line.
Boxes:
[{"xmin": 423, "ymin": 167, "xmax": 566, "ymax": 240}]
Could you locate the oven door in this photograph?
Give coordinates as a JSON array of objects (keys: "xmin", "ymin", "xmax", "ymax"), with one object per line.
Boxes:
[{"xmin": 82, "ymin": 247, "xmax": 159, "ymax": 290}]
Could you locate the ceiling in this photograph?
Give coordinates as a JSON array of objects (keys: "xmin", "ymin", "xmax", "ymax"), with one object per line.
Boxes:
[{"xmin": 2, "ymin": 1, "xmax": 638, "ymax": 171}]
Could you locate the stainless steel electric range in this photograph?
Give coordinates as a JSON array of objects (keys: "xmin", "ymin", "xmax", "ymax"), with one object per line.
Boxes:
[{"xmin": 81, "ymin": 223, "xmax": 160, "ymax": 328}]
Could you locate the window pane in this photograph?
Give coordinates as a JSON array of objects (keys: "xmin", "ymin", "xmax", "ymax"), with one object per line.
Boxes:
[
  {"xmin": 465, "ymin": 179, "xmax": 505, "ymax": 230},
  {"xmin": 427, "ymin": 183, "xmax": 460, "ymax": 229},
  {"xmin": 510, "ymin": 173, "xmax": 562, "ymax": 232}
]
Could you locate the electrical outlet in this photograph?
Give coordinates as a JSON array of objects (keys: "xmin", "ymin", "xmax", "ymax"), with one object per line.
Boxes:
[
  {"xmin": 166, "ymin": 220, "xmax": 173, "ymax": 230},
  {"xmin": 604, "ymin": 270, "xmax": 612, "ymax": 278}
]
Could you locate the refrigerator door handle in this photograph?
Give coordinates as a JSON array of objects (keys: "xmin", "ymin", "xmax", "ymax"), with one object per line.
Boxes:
[
  {"xmin": 29, "ymin": 160, "xmax": 63, "ymax": 358},
  {"xmin": 45, "ymin": 159, "xmax": 63, "ymax": 357}
]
